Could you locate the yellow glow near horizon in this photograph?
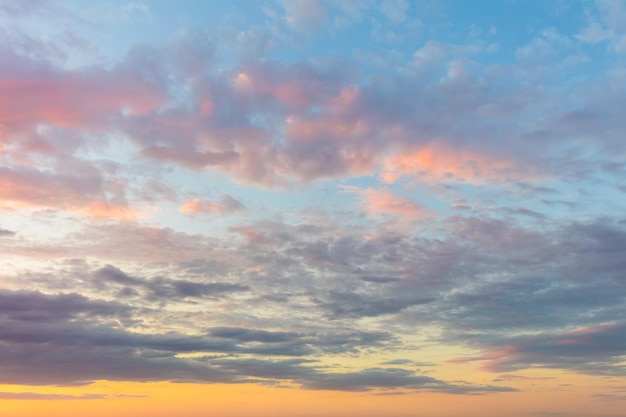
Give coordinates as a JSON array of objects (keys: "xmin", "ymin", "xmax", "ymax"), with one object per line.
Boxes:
[{"xmin": 2, "ymin": 376, "xmax": 624, "ymax": 417}]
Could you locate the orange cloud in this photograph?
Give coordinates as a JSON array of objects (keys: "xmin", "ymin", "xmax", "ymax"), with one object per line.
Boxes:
[
  {"xmin": 381, "ymin": 144, "xmax": 520, "ymax": 184},
  {"xmin": 78, "ymin": 200, "xmax": 138, "ymax": 221},
  {"xmin": 347, "ymin": 187, "xmax": 430, "ymax": 219},
  {"xmin": 181, "ymin": 199, "xmax": 221, "ymax": 214}
]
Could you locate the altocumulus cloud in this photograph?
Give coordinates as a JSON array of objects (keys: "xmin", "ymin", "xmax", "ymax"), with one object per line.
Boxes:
[{"xmin": 0, "ymin": 0, "xmax": 625, "ymax": 405}]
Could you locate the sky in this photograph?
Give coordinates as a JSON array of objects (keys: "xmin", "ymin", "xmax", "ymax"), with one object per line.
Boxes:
[{"xmin": 1, "ymin": 0, "xmax": 626, "ymax": 416}]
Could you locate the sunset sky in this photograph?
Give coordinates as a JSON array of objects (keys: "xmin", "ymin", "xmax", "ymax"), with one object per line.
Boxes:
[{"xmin": 1, "ymin": 1, "xmax": 626, "ymax": 416}]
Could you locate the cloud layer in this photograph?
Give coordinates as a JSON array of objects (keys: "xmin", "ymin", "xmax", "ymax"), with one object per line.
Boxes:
[{"xmin": 1, "ymin": 1, "xmax": 625, "ymax": 409}]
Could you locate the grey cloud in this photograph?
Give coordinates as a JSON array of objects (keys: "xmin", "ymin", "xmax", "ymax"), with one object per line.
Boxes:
[
  {"xmin": 0, "ymin": 228, "xmax": 15, "ymax": 237},
  {"xmin": 0, "ymin": 305, "xmax": 502, "ymax": 391},
  {"xmin": 302, "ymin": 367, "xmax": 516, "ymax": 394},
  {"xmin": 6, "ymin": 211, "xmax": 626, "ymax": 385},
  {"xmin": 207, "ymin": 358, "xmax": 515, "ymax": 394},
  {"xmin": 450, "ymin": 322, "xmax": 626, "ymax": 376},
  {"xmin": 210, "ymin": 327, "xmax": 300, "ymax": 343},
  {"xmin": 93, "ymin": 264, "xmax": 249, "ymax": 301},
  {"xmin": 146, "ymin": 277, "xmax": 249, "ymax": 300},
  {"xmin": 303, "ymin": 367, "xmax": 439, "ymax": 391},
  {"xmin": 209, "ymin": 357, "xmax": 317, "ymax": 382},
  {"xmin": 0, "ymin": 392, "xmax": 107, "ymax": 400},
  {"xmin": 359, "ymin": 276, "xmax": 401, "ymax": 283},
  {"xmin": 208, "ymin": 327, "xmax": 393, "ymax": 356},
  {"xmin": 0, "ymin": 341, "xmax": 237, "ymax": 386},
  {"xmin": 218, "ymin": 194, "xmax": 246, "ymax": 212},
  {"xmin": 140, "ymin": 146, "xmax": 240, "ymax": 169},
  {"xmin": 0, "ymin": 289, "xmax": 129, "ymax": 322},
  {"xmin": 0, "ymin": 289, "xmax": 395, "ymax": 386},
  {"xmin": 315, "ymin": 290, "xmax": 435, "ymax": 318},
  {"xmin": 95, "ymin": 264, "xmax": 143, "ymax": 286}
]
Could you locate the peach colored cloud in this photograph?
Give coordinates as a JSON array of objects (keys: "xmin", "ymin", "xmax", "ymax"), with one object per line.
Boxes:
[
  {"xmin": 380, "ymin": 143, "xmax": 519, "ymax": 184},
  {"xmin": 78, "ymin": 200, "xmax": 138, "ymax": 221},
  {"xmin": 448, "ymin": 346, "xmax": 522, "ymax": 373},
  {"xmin": 345, "ymin": 186, "xmax": 430, "ymax": 219},
  {"xmin": 180, "ymin": 195, "xmax": 245, "ymax": 215}
]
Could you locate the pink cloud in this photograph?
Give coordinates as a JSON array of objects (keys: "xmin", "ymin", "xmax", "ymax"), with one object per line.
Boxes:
[
  {"xmin": 0, "ymin": 164, "xmax": 102, "ymax": 208},
  {"xmin": 448, "ymin": 323, "xmax": 626, "ymax": 373},
  {"xmin": 0, "ymin": 44, "xmax": 177, "ymax": 183},
  {"xmin": 228, "ymin": 226, "xmax": 278, "ymax": 247},
  {"xmin": 232, "ymin": 60, "xmax": 342, "ymax": 110},
  {"xmin": 0, "ymin": 52, "xmax": 165, "ymax": 141},
  {"xmin": 448, "ymin": 346, "xmax": 521, "ymax": 372},
  {"xmin": 1, "ymin": 31, "xmax": 551, "ymax": 189},
  {"xmin": 0, "ymin": 161, "xmax": 138, "ymax": 220}
]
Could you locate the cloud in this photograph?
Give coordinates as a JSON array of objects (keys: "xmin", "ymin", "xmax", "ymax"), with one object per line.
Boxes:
[
  {"xmin": 351, "ymin": 187, "xmax": 431, "ymax": 219},
  {"xmin": 301, "ymin": 367, "xmax": 515, "ymax": 394},
  {"xmin": 3, "ymin": 210, "xmax": 626, "ymax": 389},
  {"xmin": 0, "ymin": 162, "xmax": 137, "ymax": 219},
  {"xmin": 1, "ymin": 20, "xmax": 601, "ymax": 192},
  {"xmin": 313, "ymin": 290, "xmax": 435, "ymax": 319},
  {"xmin": 0, "ymin": 0, "xmax": 50, "ymax": 18},
  {"xmin": 0, "ymin": 392, "xmax": 107, "ymax": 400},
  {"xmin": 449, "ymin": 322, "xmax": 626, "ymax": 376},
  {"xmin": 0, "ymin": 163, "xmax": 101, "ymax": 207},
  {"xmin": 380, "ymin": 0, "xmax": 409, "ymax": 24},
  {"xmin": 146, "ymin": 278, "xmax": 249, "ymax": 300},
  {"xmin": 0, "ymin": 289, "xmax": 130, "ymax": 322},
  {"xmin": 93, "ymin": 265, "xmax": 249, "ymax": 301},
  {"xmin": 1, "ymin": 2, "xmax": 623, "ymax": 197},
  {"xmin": 0, "ymin": 228, "xmax": 15, "ymax": 237},
  {"xmin": 209, "ymin": 327, "xmax": 300, "ymax": 343},
  {"xmin": 1, "ymin": 2, "xmax": 625, "ymax": 411},
  {"xmin": 181, "ymin": 195, "xmax": 245, "ymax": 215},
  {"xmin": 0, "ymin": 45, "xmax": 165, "ymax": 142},
  {"xmin": 79, "ymin": 199, "xmax": 138, "ymax": 221},
  {"xmin": 576, "ymin": 21, "xmax": 613, "ymax": 43},
  {"xmin": 380, "ymin": 144, "xmax": 523, "ymax": 184},
  {"xmin": 278, "ymin": 0, "xmax": 329, "ymax": 31},
  {"xmin": 140, "ymin": 146, "xmax": 240, "ymax": 170},
  {"xmin": 0, "ymin": 287, "xmax": 515, "ymax": 392}
]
